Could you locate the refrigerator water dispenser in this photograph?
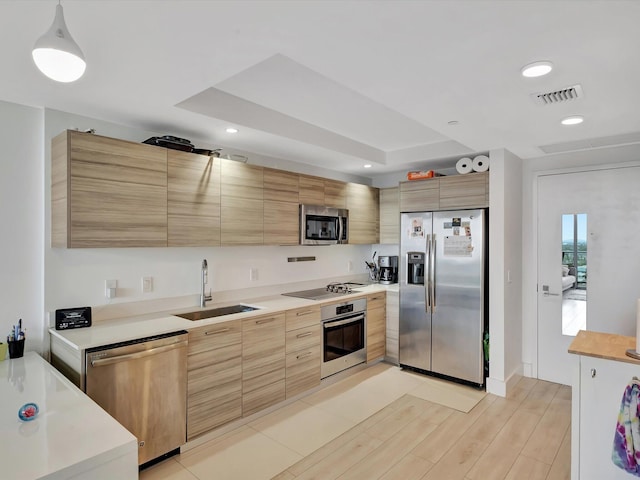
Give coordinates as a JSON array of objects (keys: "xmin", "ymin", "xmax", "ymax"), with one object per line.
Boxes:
[{"xmin": 407, "ymin": 252, "xmax": 425, "ymax": 285}]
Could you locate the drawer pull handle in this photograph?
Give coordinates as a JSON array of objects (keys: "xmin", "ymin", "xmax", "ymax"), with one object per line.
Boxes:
[
  {"xmin": 256, "ymin": 318, "xmax": 276, "ymax": 325},
  {"xmin": 591, "ymin": 368, "xmax": 596, "ymax": 378},
  {"xmin": 296, "ymin": 310, "xmax": 314, "ymax": 316},
  {"xmin": 296, "ymin": 332, "xmax": 313, "ymax": 339},
  {"xmin": 297, "ymin": 351, "xmax": 312, "ymax": 360},
  {"xmin": 205, "ymin": 328, "xmax": 230, "ymax": 336}
]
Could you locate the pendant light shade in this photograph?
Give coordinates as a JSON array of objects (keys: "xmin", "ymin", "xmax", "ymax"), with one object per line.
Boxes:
[{"xmin": 32, "ymin": 3, "xmax": 86, "ymax": 83}]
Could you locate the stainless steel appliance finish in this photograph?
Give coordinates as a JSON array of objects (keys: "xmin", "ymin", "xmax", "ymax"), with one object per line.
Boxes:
[
  {"xmin": 321, "ymin": 298, "xmax": 367, "ymax": 378},
  {"xmin": 378, "ymin": 255, "xmax": 398, "ymax": 284},
  {"xmin": 300, "ymin": 204, "xmax": 348, "ymax": 245},
  {"xmin": 399, "ymin": 209, "xmax": 486, "ymax": 386},
  {"xmin": 85, "ymin": 331, "xmax": 188, "ymax": 465}
]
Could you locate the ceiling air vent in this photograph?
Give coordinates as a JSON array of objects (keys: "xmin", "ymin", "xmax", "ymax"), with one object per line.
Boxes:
[{"xmin": 531, "ymin": 84, "xmax": 584, "ymax": 105}]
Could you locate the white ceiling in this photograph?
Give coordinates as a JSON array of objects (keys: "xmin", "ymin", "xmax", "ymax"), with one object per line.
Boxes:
[{"xmin": 2, "ymin": 0, "xmax": 640, "ymax": 178}]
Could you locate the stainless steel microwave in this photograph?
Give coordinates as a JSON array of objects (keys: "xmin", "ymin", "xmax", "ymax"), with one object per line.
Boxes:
[{"xmin": 299, "ymin": 204, "xmax": 348, "ymax": 245}]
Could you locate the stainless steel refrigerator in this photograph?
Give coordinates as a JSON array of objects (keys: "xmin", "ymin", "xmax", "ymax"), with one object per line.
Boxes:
[{"xmin": 399, "ymin": 209, "xmax": 486, "ymax": 386}]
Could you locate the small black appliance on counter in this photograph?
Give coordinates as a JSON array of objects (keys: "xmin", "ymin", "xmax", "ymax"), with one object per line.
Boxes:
[{"xmin": 378, "ymin": 255, "xmax": 398, "ymax": 284}]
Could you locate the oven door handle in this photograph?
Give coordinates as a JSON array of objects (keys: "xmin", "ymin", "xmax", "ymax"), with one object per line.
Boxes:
[{"xmin": 323, "ymin": 314, "xmax": 365, "ymax": 329}]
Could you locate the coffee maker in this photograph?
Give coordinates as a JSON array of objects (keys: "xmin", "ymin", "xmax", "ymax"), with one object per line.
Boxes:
[{"xmin": 378, "ymin": 256, "xmax": 398, "ymax": 285}]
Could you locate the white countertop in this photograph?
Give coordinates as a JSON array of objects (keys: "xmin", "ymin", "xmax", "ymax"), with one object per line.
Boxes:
[
  {"xmin": 0, "ymin": 352, "xmax": 137, "ymax": 479},
  {"xmin": 50, "ymin": 284, "xmax": 396, "ymax": 352}
]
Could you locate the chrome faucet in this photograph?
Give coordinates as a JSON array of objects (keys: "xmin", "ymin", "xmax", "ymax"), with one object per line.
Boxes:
[{"xmin": 200, "ymin": 259, "xmax": 212, "ymax": 307}]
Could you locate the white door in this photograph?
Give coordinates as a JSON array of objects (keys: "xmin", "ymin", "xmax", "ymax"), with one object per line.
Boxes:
[{"xmin": 537, "ymin": 166, "xmax": 640, "ymax": 385}]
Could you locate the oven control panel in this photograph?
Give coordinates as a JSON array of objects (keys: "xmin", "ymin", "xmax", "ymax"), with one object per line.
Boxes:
[{"xmin": 336, "ymin": 304, "xmax": 354, "ymax": 315}]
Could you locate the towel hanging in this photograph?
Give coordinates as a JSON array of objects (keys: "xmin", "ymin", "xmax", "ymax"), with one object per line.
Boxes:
[{"xmin": 612, "ymin": 377, "xmax": 640, "ymax": 475}]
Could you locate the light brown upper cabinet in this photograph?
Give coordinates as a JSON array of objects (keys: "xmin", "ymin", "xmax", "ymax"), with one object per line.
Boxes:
[
  {"xmin": 438, "ymin": 172, "xmax": 489, "ymax": 209},
  {"xmin": 324, "ymin": 179, "xmax": 347, "ymax": 209},
  {"xmin": 52, "ymin": 130, "xmax": 168, "ymax": 248},
  {"xmin": 168, "ymin": 150, "xmax": 221, "ymax": 247},
  {"xmin": 399, "ymin": 177, "xmax": 439, "ymax": 212},
  {"xmin": 263, "ymin": 168, "xmax": 299, "ymax": 245},
  {"xmin": 379, "ymin": 187, "xmax": 399, "ymax": 244},
  {"xmin": 298, "ymin": 174, "xmax": 325, "ymax": 205},
  {"xmin": 220, "ymin": 159, "xmax": 264, "ymax": 246},
  {"xmin": 298, "ymin": 174, "xmax": 347, "ymax": 209},
  {"xmin": 399, "ymin": 171, "xmax": 489, "ymax": 212},
  {"xmin": 347, "ymin": 183, "xmax": 379, "ymax": 244}
]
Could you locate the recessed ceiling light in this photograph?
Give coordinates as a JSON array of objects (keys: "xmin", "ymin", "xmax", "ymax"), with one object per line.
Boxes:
[
  {"xmin": 363, "ymin": 164, "xmax": 372, "ymax": 169},
  {"xmin": 226, "ymin": 127, "xmax": 238, "ymax": 133},
  {"xmin": 561, "ymin": 115, "xmax": 584, "ymax": 125},
  {"xmin": 521, "ymin": 61, "xmax": 553, "ymax": 78}
]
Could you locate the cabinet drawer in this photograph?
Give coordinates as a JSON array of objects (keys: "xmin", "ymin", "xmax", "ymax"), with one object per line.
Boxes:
[
  {"xmin": 286, "ymin": 325, "xmax": 320, "ymax": 354},
  {"xmin": 187, "ymin": 384, "xmax": 242, "ymax": 439},
  {"xmin": 188, "ymin": 320, "xmax": 241, "ymax": 357},
  {"xmin": 285, "ymin": 306, "xmax": 321, "ymax": 331},
  {"xmin": 367, "ymin": 292, "xmax": 386, "ymax": 310},
  {"xmin": 286, "ymin": 345, "xmax": 321, "ymax": 398},
  {"xmin": 187, "ymin": 350, "xmax": 241, "ymax": 394},
  {"xmin": 242, "ymin": 379, "xmax": 286, "ymax": 417}
]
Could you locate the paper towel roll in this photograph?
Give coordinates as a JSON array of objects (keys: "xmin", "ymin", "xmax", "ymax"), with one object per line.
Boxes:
[
  {"xmin": 472, "ymin": 155, "xmax": 490, "ymax": 172},
  {"xmin": 456, "ymin": 157, "xmax": 472, "ymax": 175},
  {"xmin": 636, "ymin": 299, "xmax": 640, "ymax": 353}
]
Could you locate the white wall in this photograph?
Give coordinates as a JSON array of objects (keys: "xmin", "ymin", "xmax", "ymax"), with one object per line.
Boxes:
[
  {"xmin": 486, "ymin": 148, "xmax": 523, "ymax": 396},
  {"xmin": 0, "ymin": 101, "xmax": 44, "ymax": 353},
  {"xmin": 521, "ymin": 143, "xmax": 640, "ymax": 378}
]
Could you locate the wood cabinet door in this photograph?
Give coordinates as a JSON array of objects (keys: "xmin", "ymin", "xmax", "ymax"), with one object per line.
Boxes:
[
  {"xmin": 367, "ymin": 293, "xmax": 386, "ymax": 362},
  {"xmin": 347, "ymin": 183, "xmax": 379, "ymax": 244},
  {"xmin": 439, "ymin": 172, "xmax": 488, "ymax": 209},
  {"xmin": 242, "ymin": 313, "xmax": 286, "ymax": 416},
  {"xmin": 399, "ymin": 179, "xmax": 439, "ymax": 212},
  {"xmin": 168, "ymin": 151, "xmax": 221, "ymax": 246},
  {"xmin": 379, "ymin": 187, "xmax": 399, "ymax": 244},
  {"xmin": 221, "ymin": 159, "xmax": 264, "ymax": 245},
  {"xmin": 264, "ymin": 167, "xmax": 300, "ymax": 245},
  {"xmin": 63, "ymin": 131, "xmax": 168, "ymax": 247},
  {"xmin": 299, "ymin": 174, "xmax": 325, "ymax": 205},
  {"xmin": 324, "ymin": 179, "xmax": 347, "ymax": 208},
  {"xmin": 186, "ymin": 320, "xmax": 242, "ymax": 440}
]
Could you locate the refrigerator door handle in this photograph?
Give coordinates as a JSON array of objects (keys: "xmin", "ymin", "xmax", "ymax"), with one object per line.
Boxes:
[
  {"xmin": 425, "ymin": 234, "xmax": 431, "ymax": 311},
  {"xmin": 430, "ymin": 234, "xmax": 436, "ymax": 313}
]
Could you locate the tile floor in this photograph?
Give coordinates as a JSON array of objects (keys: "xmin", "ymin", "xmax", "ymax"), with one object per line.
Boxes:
[{"xmin": 139, "ymin": 364, "xmax": 570, "ymax": 480}]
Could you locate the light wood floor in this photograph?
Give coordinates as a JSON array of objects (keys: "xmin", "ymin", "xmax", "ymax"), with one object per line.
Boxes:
[{"xmin": 272, "ymin": 376, "xmax": 571, "ymax": 480}]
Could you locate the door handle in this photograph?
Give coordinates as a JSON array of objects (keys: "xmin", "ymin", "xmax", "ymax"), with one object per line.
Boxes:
[
  {"xmin": 89, "ymin": 340, "xmax": 188, "ymax": 367},
  {"xmin": 431, "ymin": 234, "xmax": 436, "ymax": 313},
  {"xmin": 542, "ymin": 285, "xmax": 560, "ymax": 297},
  {"xmin": 425, "ymin": 234, "xmax": 431, "ymax": 312}
]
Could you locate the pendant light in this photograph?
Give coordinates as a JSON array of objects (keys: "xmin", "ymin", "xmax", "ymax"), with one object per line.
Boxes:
[{"xmin": 32, "ymin": 1, "xmax": 86, "ymax": 83}]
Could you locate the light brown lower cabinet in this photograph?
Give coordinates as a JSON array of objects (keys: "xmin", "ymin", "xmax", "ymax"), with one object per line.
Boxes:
[
  {"xmin": 242, "ymin": 313, "xmax": 286, "ymax": 417},
  {"xmin": 285, "ymin": 306, "xmax": 321, "ymax": 398},
  {"xmin": 366, "ymin": 293, "xmax": 386, "ymax": 362},
  {"xmin": 186, "ymin": 320, "xmax": 242, "ymax": 440}
]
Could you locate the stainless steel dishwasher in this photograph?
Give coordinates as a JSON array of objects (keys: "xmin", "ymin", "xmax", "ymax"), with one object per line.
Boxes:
[{"xmin": 85, "ymin": 331, "xmax": 188, "ymax": 466}]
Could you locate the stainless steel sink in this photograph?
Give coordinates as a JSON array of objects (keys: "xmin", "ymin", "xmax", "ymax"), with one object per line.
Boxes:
[{"xmin": 175, "ymin": 304, "xmax": 259, "ymax": 321}]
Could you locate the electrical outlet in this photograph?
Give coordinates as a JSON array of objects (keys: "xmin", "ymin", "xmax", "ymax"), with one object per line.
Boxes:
[
  {"xmin": 347, "ymin": 260, "xmax": 353, "ymax": 272},
  {"xmin": 250, "ymin": 268, "xmax": 258, "ymax": 281},
  {"xmin": 105, "ymin": 279, "xmax": 117, "ymax": 299},
  {"xmin": 142, "ymin": 276, "xmax": 153, "ymax": 293}
]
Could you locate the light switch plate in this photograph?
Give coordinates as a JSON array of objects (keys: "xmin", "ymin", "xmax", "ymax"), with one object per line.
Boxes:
[{"xmin": 142, "ymin": 276, "xmax": 153, "ymax": 293}]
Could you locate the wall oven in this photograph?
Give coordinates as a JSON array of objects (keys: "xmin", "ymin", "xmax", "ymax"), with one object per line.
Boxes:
[
  {"xmin": 300, "ymin": 204, "xmax": 348, "ymax": 245},
  {"xmin": 321, "ymin": 298, "xmax": 367, "ymax": 378}
]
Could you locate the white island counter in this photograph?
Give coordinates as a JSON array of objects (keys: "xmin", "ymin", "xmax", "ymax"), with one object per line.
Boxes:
[{"xmin": 0, "ymin": 352, "xmax": 137, "ymax": 480}]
